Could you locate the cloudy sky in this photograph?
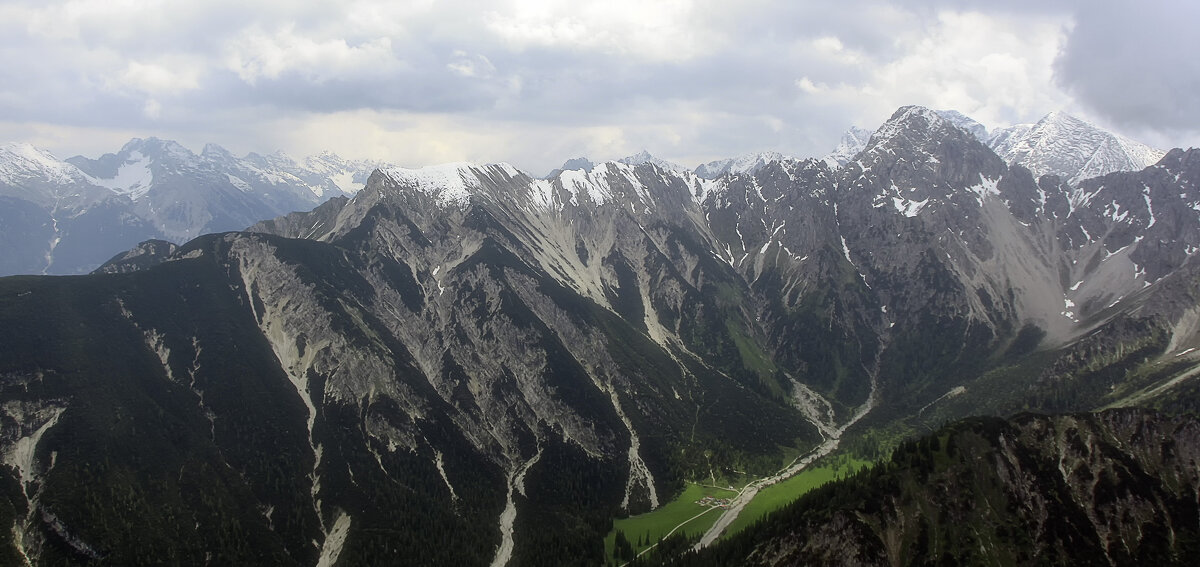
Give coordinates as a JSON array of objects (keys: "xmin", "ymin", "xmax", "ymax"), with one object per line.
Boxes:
[{"xmin": 1, "ymin": 0, "xmax": 1197, "ymax": 175}]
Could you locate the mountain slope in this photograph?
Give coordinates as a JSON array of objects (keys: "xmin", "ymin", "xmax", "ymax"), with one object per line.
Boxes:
[{"xmin": 648, "ymin": 409, "xmax": 1200, "ymax": 566}]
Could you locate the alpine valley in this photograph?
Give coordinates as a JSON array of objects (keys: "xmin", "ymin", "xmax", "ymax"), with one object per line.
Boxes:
[{"xmin": 1, "ymin": 106, "xmax": 1199, "ymax": 566}]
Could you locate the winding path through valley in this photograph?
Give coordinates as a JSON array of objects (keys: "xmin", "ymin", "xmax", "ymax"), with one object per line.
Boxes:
[{"xmin": 693, "ymin": 373, "xmax": 878, "ymax": 549}]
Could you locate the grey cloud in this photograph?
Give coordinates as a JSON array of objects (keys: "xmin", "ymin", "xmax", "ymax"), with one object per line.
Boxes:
[
  {"xmin": 1054, "ymin": 0, "xmax": 1200, "ymax": 134},
  {"xmin": 4, "ymin": 0, "xmax": 1192, "ymax": 170}
]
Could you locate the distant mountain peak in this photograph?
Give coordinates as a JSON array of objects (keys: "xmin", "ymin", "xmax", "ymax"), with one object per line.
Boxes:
[
  {"xmin": 695, "ymin": 151, "xmax": 793, "ymax": 179},
  {"xmin": 201, "ymin": 143, "xmax": 234, "ymax": 159},
  {"xmin": 616, "ymin": 150, "xmax": 687, "ymax": 173},
  {"xmin": 620, "ymin": 150, "xmax": 656, "ymax": 163},
  {"xmin": 545, "ymin": 156, "xmax": 596, "ymax": 178},
  {"xmin": 823, "ymin": 126, "xmax": 874, "ymax": 168},
  {"xmin": 934, "ymin": 109, "xmax": 989, "ymax": 141},
  {"xmin": 0, "ymin": 142, "xmax": 93, "ymax": 188},
  {"xmin": 560, "ymin": 157, "xmax": 595, "ymax": 172}
]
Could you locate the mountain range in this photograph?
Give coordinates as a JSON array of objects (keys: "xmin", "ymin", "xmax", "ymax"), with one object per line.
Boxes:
[
  {"xmin": 0, "ymin": 139, "xmax": 381, "ymax": 276},
  {"xmin": 0, "ymin": 105, "xmax": 1197, "ymax": 565},
  {"xmin": 0, "ymin": 110, "xmax": 1161, "ymax": 281}
]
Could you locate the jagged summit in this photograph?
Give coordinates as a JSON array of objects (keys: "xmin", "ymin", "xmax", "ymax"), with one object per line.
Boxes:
[
  {"xmin": 822, "ymin": 108, "xmax": 983, "ymax": 170},
  {"xmin": 0, "ymin": 103, "xmax": 1176, "ymax": 279},
  {"xmin": 868, "ymin": 105, "xmax": 965, "ymax": 149},
  {"xmin": 822, "ymin": 126, "xmax": 873, "ymax": 168}
]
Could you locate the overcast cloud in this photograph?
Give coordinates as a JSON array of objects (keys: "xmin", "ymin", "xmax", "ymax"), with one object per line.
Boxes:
[{"xmin": 0, "ymin": 0, "xmax": 1195, "ymax": 175}]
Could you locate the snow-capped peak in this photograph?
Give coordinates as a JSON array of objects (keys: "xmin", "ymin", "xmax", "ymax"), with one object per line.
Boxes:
[
  {"xmin": 201, "ymin": 143, "xmax": 235, "ymax": 160},
  {"xmin": 934, "ymin": 110, "xmax": 988, "ymax": 142},
  {"xmin": 0, "ymin": 142, "xmax": 93, "ymax": 187},
  {"xmin": 823, "ymin": 126, "xmax": 874, "ymax": 168},
  {"xmin": 988, "ymin": 111, "xmax": 1166, "ymax": 185},
  {"xmin": 694, "ymin": 151, "xmax": 793, "ymax": 179},
  {"xmin": 869, "ymin": 106, "xmax": 954, "ymax": 147},
  {"xmin": 380, "ymin": 162, "xmax": 485, "ymax": 208}
]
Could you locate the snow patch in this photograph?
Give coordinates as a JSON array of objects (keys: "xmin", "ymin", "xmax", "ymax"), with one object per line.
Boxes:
[
  {"xmin": 527, "ymin": 178, "xmax": 555, "ymax": 210},
  {"xmin": 92, "ymin": 150, "xmax": 155, "ymax": 199},
  {"xmin": 1104, "ymin": 199, "xmax": 1129, "ymax": 223},
  {"xmin": 965, "ymin": 174, "xmax": 1001, "ymax": 205},
  {"xmin": 1143, "ymin": 185, "xmax": 1156, "ymax": 227},
  {"xmin": 1061, "ymin": 297, "xmax": 1077, "ymax": 322},
  {"xmin": 891, "ymin": 195, "xmax": 929, "ymax": 217},
  {"xmin": 381, "ymin": 163, "xmax": 481, "ymax": 207},
  {"xmin": 558, "ymin": 167, "xmax": 615, "ymax": 206},
  {"xmin": 840, "ymin": 236, "xmax": 854, "ymax": 265},
  {"xmin": 226, "ymin": 173, "xmax": 253, "ymax": 192}
]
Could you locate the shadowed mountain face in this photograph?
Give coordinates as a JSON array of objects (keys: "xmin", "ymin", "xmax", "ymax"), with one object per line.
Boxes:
[{"xmin": 1, "ymin": 106, "xmax": 1199, "ymax": 565}]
